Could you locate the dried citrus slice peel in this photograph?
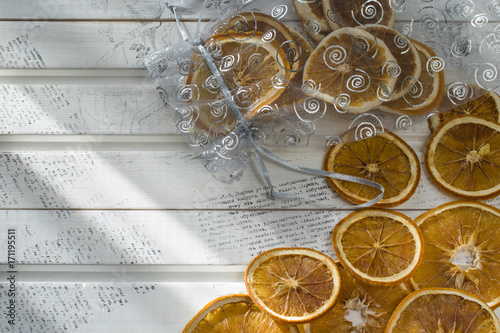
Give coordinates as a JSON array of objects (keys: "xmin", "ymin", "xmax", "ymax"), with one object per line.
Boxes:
[
  {"xmin": 303, "ymin": 27, "xmax": 397, "ymax": 114},
  {"xmin": 245, "ymin": 247, "xmax": 341, "ymax": 323},
  {"xmin": 410, "ymin": 200, "xmax": 500, "ymax": 308},
  {"xmin": 380, "ymin": 39, "xmax": 445, "ymax": 115},
  {"xmin": 332, "ymin": 208, "xmax": 423, "ymax": 286},
  {"xmin": 299, "ymin": 264, "xmax": 410, "ymax": 333},
  {"xmin": 386, "ymin": 288, "xmax": 500, "ymax": 333},
  {"xmin": 323, "ymin": 130, "xmax": 420, "ymax": 207},
  {"xmin": 183, "ymin": 294, "xmax": 298, "ymax": 333},
  {"xmin": 292, "ymin": 0, "xmax": 331, "ymax": 43},
  {"xmin": 428, "ymin": 84, "xmax": 500, "ymax": 132},
  {"xmin": 360, "ymin": 25, "xmax": 422, "ymax": 101},
  {"xmin": 322, "ymin": 0, "xmax": 395, "ymax": 31},
  {"xmin": 185, "ymin": 31, "xmax": 291, "ymax": 134},
  {"xmin": 425, "ymin": 115, "xmax": 500, "ymax": 200}
]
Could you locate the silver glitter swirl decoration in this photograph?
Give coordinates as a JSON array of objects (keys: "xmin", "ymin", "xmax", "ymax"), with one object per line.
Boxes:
[
  {"xmin": 209, "ymin": 101, "xmax": 228, "ymax": 120},
  {"xmin": 395, "ymin": 115, "xmax": 412, "ymax": 129},
  {"xmin": 305, "ymin": 20, "xmax": 322, "ymax": 35},
  {"xmin": 323, "ymin": 45, "xmax": 347, "ymax": 70},
  {"xmin": 346, "ymin": 70, "xmax": 370, "ymax": 93},
  {"xmin": 447, "ymin": 0, "xmax": 475, "ymax": 18},
  {"xmin": 451, "ymin": 38, "xmax": 472, "ymax": 58},
  {"xmin": 471, "ymin": 13, "xmax": 488, "ymax": 27},
  {"xmin": 256, "ymin": 104, "xmax": 275, "ymax": 116},
  {"xmin": 177, "ymin": 119, "xmax": 192, "ymax": 134},
  {"xmin": 302, "ymin": 79, "xmax": 320, "ymax": 93},
  {"xmin": 178, "ymin": 58, "xmax": 200, "ymax": 76},
  {"xmin": 475, "ymin": 63, "xmax": 498, "ymax": 88},
  {"xmin": 326, "ymin": 9, "xmax": 342, "ymax": 25},
  {"xmin": 447, "ymin": 82, "xmax": 473, "ymax": 105},
  {"xmin": 294, "ymin": 97, "xmax": 326, "ymax": 122},
  {"xmin": 351, "ymin": 36, "xmax": 371, "ymax": 57},
  {"xmin": 480, "ymin": 27, "xmax": 500, "ymax": 55},
  {"xmin": 390, "ymin": 0, "xmax": 406, "ymax": 12},
  {"xmin": 354, "ymin": 122, "xmax": 378, "ymax": 141},
  {"xmin": 277, "ymin": 41, "xmax": 302, "ymax": 71},
  {"xmin": 383, "ymin": 60, "xmax": 401, "ymax": 78},
  {"xmin": 412, "ymin": 7, "xmax": 447, "ymax": 40},
  {"xmin": 402, "ymin": 77, "xmax": 424, "ymax": 106},
  {"xmin": 276, "ymin": 129, "xmax": 301, "ymax": 147},
  {"xmin": 334, "ymin": 93, "xmax": 351, "ymax": 113},
  {"xmin": 234, "ymin": 86, "xmax": 259, "ymax": 108},
  {"xmin": 219, "ymin": 54, "xmax": 240, "ymax": 72},
  {"xmin": 248, "ymin": 53, "xmax": 265, "ymax": 70},
  {"xmin": 325, "ymin": 135, "xmax": 343, "ymax": 146},
  {"xmin": 176, "ymin": 84, "xmax": 199, "ymax": 102},
  {"xmin": 271, "ymin": 75, "xmax": 289, "ymax": 89},
  {"xmin": 226, "ymin": 14, "xmax": 256, "ymax": 41},
  {"xmin": 377, "ymin": 84, "xmax": 393, "ymax": 101},
  {"xmin": 195, "ymin": 130, "xmax": 211, "ymax": 147},
  {"xmin": 262, "ymin": 29, "xmax": 277, "ymax": 43},
  {"xmin": 427, "ymin": 56, "xmax": 445, "ymax": 76},
  {"xmin": 271, "ymin": 5, "xmax": 288, "ymax": 20},
  {"xmin": 490, "ymin": 0, "xmax": 500, "ymax": 16},
  {"xmin": 203, "ymin": 75, "xmax": 221, "ymax": 94},
  {"xmin": 353, "ymin": 0, "xmax": 384, "ymax": 25},
  {"xmin": 394, "ymin": 34, "xmax": 411, "ymax": 54},
  {"xmin": 205, "ymin": 38, "xmax": 223, "ymax": 58}
]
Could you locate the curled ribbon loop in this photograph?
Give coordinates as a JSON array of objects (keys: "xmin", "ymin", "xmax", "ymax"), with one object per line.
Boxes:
[{"xmin": 157, "ymin": 1, "xmax": 385, "ymax": 208}]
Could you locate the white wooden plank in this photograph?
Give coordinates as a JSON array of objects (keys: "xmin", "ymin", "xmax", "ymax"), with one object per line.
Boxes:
[{"xmin": 0, "ymin": 143, "xmax": 500, "ymax": 210}]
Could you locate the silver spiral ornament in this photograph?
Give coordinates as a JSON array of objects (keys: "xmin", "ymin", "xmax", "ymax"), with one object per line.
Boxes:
[
  {"xmin": 446, "ymin": 82, "xmax": 472, "ymax": 105},
  {"xmin": 354, "ymin": 122, "xmax": 377, "ymax": 141},
  {"xmin": 471, "ymin": 13, "xmax": 488, "ymax": 27},
  {"xmin": 262, "ymin": 29, "xmax": 277, "ymax": 43},
  {"xmin": 219, "ymin": 54, "xmax": 240, "ymax": 72},
  {"xmin": 234, "ymin": 86, "xmax": 258, "ymax": 108},
  {"xmin": 394, "ymin": 34, "xmax": 411, "ymax": 54},
  {"xmin": 377, "ymin": 84, "xmax": 393, "ymax": 101},
  {"xmin": 203, "ymin": 75, "xmax": 221, "ymax": 94},
  {"xmin": 178, "ymin": 58, "xmax": 199, "ymax": 75},
  {"xmin": 427, "ymin": 56, "xmax": 445, "ymax": 76},
  {"xmin": 302, "ymin": 79, "xmax": 320, "ymax": 93},
  {"xmin": 248, "ymin": 53, "xmax": 265, "ymax": 70},
  {"xmin": 359, "ymin": 0, "xmax": 382, "ymax": 22},
  {"xmin": 323, "ymin": 45, "xmax": 347, "ymax": 69},
  {"xmin": 205, "ymin": 38, "xmax": 223, "ymax": 58},
  {"xmin": 177, "ymin": 119, "xmax": 192, "ymax": 134},
  {"xmin": 271, "ymin": 5, "xmax": 288, "ymax": 20},
  {"xmin": 334, "ymin": 93, "xmax": 351, "ymax": 113},
  {"xmin": 451, "ymin": 38, "xmax": 472, "ymax": 58},
  {"xmin": 176, "ymin": 84, "xmax": 199, "ymax": 102},
  {"xmin": 195, "ymin": 130, "xmax": 211, "ymax": 147},
  {"xmin": 256, "ymin": 104, "xmax": 275, "ymax": 116},
  {"xmin": 271, "ymin": 75, "xmax": 289, "ymax": 89},
  {"xmin": 305, "ymin": 20, "xmax": 322, "ymax": 35},
  {"xmin": 383, "ymin": 60, "xmax": 401, "ymax": 78},
  {"xmin": 209, "ymin": 101, "xmax": 228, "ymax": 120},
  {"xmin": 395, "ymin": 115, "xmax": 412, "ymax": 129},
  {"xmin": 325, "ymin": 135, "xmax": 343, "ymax": 146},
  {"xmin": 390, "ymin": 0, "xmax": 406, "ymax": 12},
  {"xmin": 489, "ymin": 0, "xmax": 500, "ymax": 16},
  {"xmin": 347, "ymin": 70, "xmax": 370, "ymax": 93}
]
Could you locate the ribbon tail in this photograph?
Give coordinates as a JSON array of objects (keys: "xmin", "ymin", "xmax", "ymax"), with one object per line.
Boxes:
[
  {"xmin": 252, "ymin": 141, "xmax": 385, "ymax": 208},
  {"xmin": 166, "ymin": 2, "xmax": 191, "ymax": 43}
]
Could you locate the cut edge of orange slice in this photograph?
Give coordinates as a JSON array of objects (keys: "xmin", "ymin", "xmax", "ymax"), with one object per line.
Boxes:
[
  {"xmin": 385, "ymin": 288, "xmax": 500, "ymax": 333},
  {"xmin": 332, "ymin": 208, "xmax": 423, "ymax": 286},
  {"xmin": 183, "ymin": 294, "xmax": 300, "ymax": 333},
  {"xmin": 424, "ymin": 115, "xmax": 500, "ymax": 200},
  {"xmin": 245, "ymin": 247, "xmax": 342, "ymax": 323},
  {"xmin": 410, "ymin": 200, "xmax": 500, "ymax": 309},
  {"xmin": 323, "ymin": 130, "xmax": 421, "ymax": 207}
]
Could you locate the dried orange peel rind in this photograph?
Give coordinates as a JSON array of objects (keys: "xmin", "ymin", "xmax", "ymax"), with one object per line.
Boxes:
[
  {"xmin": 183, "ymin": 294, "xmax": 299, "ymax": 333},
  {"xmin": 410, "ymin": 200, "xmax": 500, "ymax": 309},
  {"xmin": 245, "ymin": 247, "xmax": 341, "ymax": 323},
  {"xmin": 385, "ymin": 288, "xmax": 500, "ymax": 333},
  {"xmin": 425, "ymin": 115, "xmax": 500, "ymax": 200},
  {"xmin": 332, "ymin": 208, "xmax": 423, "ymax": 286},
  {"xmin": 323, "ymin": 130, "xmax": 421, "ymax": 207}
]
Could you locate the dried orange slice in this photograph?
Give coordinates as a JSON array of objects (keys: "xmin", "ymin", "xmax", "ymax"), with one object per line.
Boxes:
[
  {"xmin": 332, "ymin": 208, "xmax": 423, "ymax": 286},
  {"xmin": 386, "ymin": 288, "xmax": 500, "ymax": 333},
  {"xmin": 322, "ymin": 0, "xmax": 395, "ymax": 31},
  {"xmin": 300, "ymin": 264, "xmax": 410, "ymax": 333},
  {"xmin": 380, "ymin": 39, "xmax": 445, "ymax": 115},
  {"xmin": 183, "ymin": 294, "xmax": 298, "ymax": 333},
  {"xmin": 224, "ymin": 11, "xmax": 307, "ymax": 75},
  {"xmin": 245, "ymin": 247, "xmax": 341, "ymax": 323},
  {"xmin": 185, "ymin": 32, "xmax": 291, "ymax": 135},
  {"xmin": 410, "ymin": 200, "xmax": 500, "ymax": 308},
  {"xmin": 292, "ymin": 0, "xmax": 331, "ymax": 43},
  {"xmin": 425, "ymin": 115, "xmax": 500, "ymax": 200},
  {"xmin": 360, "ymin": 25, "xmax": 422, "ymax": 101},
  {"xmin": 428, "ymin": 84, "xmax": 500, "ymax": 132},
  {"xmin": 303, "ymin": 27, "xmax": 397, "ymax": 114},
  {"xmin": 323, "ymin": 130, "xmax": 420, "ymax": 207}
]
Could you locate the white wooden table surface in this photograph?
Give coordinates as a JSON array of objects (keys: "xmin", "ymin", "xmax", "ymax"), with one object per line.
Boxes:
[{"xmin": 1, "ymin": 0, "xmax": 500, "ymax": 332}]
